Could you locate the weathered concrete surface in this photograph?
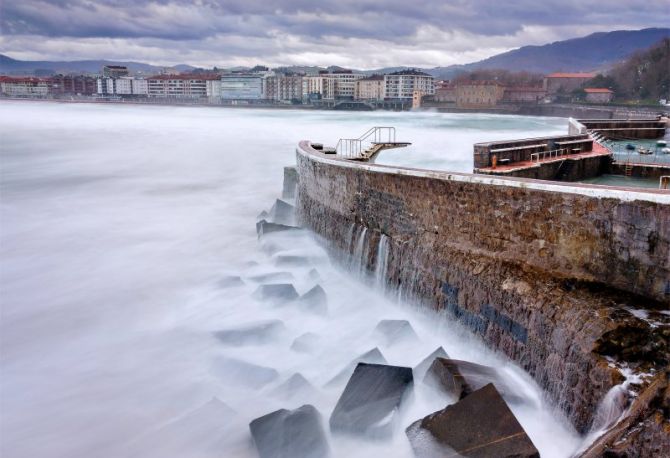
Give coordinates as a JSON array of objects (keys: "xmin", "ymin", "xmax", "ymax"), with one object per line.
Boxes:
[{"xmin": 294, "ymin": 140, "xmax": 670, "ymax": 436}]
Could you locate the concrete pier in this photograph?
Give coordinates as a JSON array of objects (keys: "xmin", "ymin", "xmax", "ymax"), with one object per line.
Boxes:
[{"xmin": 293, "ymin": 140, "xmax": 669, "ymax": 450}]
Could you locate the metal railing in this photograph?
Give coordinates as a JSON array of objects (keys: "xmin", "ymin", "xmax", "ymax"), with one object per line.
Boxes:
[
  {"xmin": 336, "ymin": 126, "xmax": 396, "ymax": 158},
  {"xmin": 530, "ymin": 148, "xmax": 569, "ymax": 163}
]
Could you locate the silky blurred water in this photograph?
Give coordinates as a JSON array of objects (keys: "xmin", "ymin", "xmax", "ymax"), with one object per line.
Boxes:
[{"xmin": 0, "ymin": 101, "xmax": 578, "ymax": 458}]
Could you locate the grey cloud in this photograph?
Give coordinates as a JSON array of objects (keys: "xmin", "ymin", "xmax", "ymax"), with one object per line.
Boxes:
[{"xmin": 3, "ymin": 0, "xmax": 668, "ymax": 42}]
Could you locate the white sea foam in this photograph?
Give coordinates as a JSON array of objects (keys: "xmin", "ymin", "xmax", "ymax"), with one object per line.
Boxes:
[{"xmin": 0, "ymin": 101, "xmax": 580, "ymax": 457}]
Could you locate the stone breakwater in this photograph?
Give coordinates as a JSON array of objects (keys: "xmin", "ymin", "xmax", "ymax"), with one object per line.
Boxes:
[{"xmin": 293, "ymin": 141, "xmax": 670, "ymax": 448}]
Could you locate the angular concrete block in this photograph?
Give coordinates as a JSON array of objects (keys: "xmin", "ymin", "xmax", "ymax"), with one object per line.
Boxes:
[
  {"xmin": 253, "ymin": 284, "xmax": 299, "ymax": 304},
  {"xmin": 213, "ymin": 319, "xmax": 286, "ymax": 346},
  {"xmin": 250, "ymin": 404, "xmax": 330, "ymax": 458},
  {"xmin": 413, "ymin": 347, "xmax": 450, "ymax": 381},
  {"xmin": 330, "ymin": 363, "xmax": 414, "ymax": 438},
  {"xmin": 373, "ymin": 319, "xmax": 419, "ymax": 346},
  {"xmin": 424, "ymin": 358, "xmax": 524, "ymax": 404},
  {"xmin": 406, "ymin": 383, "xmax": 539, "ymax": 458},
  {"xmin": 298, "ymin": 284, "xmax": 328, "ymax": 315}
]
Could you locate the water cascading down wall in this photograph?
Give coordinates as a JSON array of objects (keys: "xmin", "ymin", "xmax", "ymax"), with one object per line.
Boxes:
[{"xmin": 293, "ymin": 140, "xmax": 670, "ymax": 446}]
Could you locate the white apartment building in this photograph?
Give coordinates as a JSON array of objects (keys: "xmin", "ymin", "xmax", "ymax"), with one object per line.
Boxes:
[
  {"xmin": 221, "ymin": 74, "xmax": 263, "ymax": 100},
  {"xmin": 0, "ymin": 77, "xmax": 50, "ymax": 98},
  {"xmin": 206, "ymin": 79, "xmax": 222, "ymax": 99},
  {"xmin": 96, "ymin": 76, "xmax": 148, "ymax": 96},
  {"xmin": 147, "ymin": 75, "xmax": 215, "ymax": 98},
  {"xmin": 303, "ymin": 75, "xmax": 336, "ymax": 100},
  {"xmin": 263, "ymin": 74, "xmax": 303, "ymax": 102},
  {"xmin": 384, "ymin": 70, "xmax": 434, "ymax": 99},
  {"xmin": 329, "ymin": 71, "xmax": 365, "ymax": 99}
]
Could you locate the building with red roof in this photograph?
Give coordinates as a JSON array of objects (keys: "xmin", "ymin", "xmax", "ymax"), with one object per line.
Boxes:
[{"xmin": 584, "ymin": 87, "xmax": 614, "ymax": 103}]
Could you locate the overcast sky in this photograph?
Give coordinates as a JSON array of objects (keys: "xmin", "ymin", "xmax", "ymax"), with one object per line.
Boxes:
[{"xmin": 1, "ymin": 1, "xmax": 668, "ymax": 69}]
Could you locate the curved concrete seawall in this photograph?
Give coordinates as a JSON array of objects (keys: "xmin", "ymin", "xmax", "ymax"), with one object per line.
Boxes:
[{"xmin": 294, "ymin": 140, "xmax": 670, "ymax": 439}]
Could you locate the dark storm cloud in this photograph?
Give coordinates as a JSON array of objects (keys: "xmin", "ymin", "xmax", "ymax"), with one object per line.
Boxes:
[
  {"xmin": 1, "ymin": 0, "xmax": 668, "ymax": 68},
  {"xmin": 2, "ymin": 0, "xmax": 667, "ymax": 41}
]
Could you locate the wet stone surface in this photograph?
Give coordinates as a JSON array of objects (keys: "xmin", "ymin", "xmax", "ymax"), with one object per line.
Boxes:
[
  {"xmin": 250, "ymin": 404, "xmax": 330, "ymax": 458},
  {"xmin": 329, "ymin": 363, "xmax": 414, "ymax": 438},
  {"xmin": 406, "ymin": 383, "xmax": 539, "ymax": 458}
]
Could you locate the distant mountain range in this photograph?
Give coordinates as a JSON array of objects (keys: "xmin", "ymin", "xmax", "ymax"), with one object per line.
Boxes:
[
  {"xmin": 1, "ymin": 28, "xmax": 667, "ymax": 78},
  {"xmin": 0, "ymin": 55, "xmax": 194, "ymax": 76}
]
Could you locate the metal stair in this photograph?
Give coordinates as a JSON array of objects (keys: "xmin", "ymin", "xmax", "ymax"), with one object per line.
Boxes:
[{"xmin": 336, "ymin": 127, "xmax": 411, "ymax": 161}]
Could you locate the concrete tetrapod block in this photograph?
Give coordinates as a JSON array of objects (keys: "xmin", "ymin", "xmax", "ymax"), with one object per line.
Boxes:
[
  {"xmin": 424, "ymin": 358, "xmax": 525, "ymax": 404},
  {"xmin": 214, "ymin": 357, "xmax": 279, "ymax": 389},
  {"xmin": 329, "ymin": 363, "xmax": 413, "ymax": 439},
  {"xmin": 406, "ymin": 383, "xmax": 539, "ymax": 458},
  {"xmin": 290, "ymin": 332, "xmax": 321, "ymax": 354},
  {"xmin": 324, "ymin": 347, "xmax": 387, "ymax": 388},
  {"xmin": 249, "ymin": 404, "xmax": 330, "ymax": 458},
  {"xmin": 298, "ymin": 284, "xmax": 328, "ymax": 315},
  {"xmin": 213, "ymin": 319, "xmax": 286, "ymax": 346},
  {"xmin": 256, "ymin": 219, "xmax": 299, "ymax": 238},
  {"xmin": 248, "ymin": 271, "xmax": 295, "ymax": 283},
  {"xmin": 270, "ymin": 199, "xmax": 295, "ymax": 226},
  {"xmin": 253, "ymin": 284, "xmax": 299, "ymax": 304},
  {"xmin": 413, "ymin": 347, "xmax": 450, "ymax": 381},
  {"xmin": 270, "ymin": 373, "xmax": 319, "ymax": 401},
  {"xmin": 373, "ymin": 319, "xmax": 419, "ymax": 346},
  {"xmin": 218, "ymin": 275, "xmax": 245, "ymax": 288}
]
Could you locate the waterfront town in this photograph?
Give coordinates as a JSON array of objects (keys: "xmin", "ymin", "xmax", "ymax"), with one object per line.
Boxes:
[{"xmin": 0, "ymin": 64, "xmax": 617, "ymax": 110}]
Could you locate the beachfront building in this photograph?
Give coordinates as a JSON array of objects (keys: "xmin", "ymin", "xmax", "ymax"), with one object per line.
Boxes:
[
  {"xmin": 434, "ymin": 81, "xmax": 456, "ymax": 103},
  {"xmin": 50, "ymin": 75, "xmax": 97, "ymax": 96},
  {"xmin": 303, "ymin": 75, "xmax": 336, "ymax": 101},
  {"xmin": 355, "ymin": 75, "xmax": 385, "ymax": 101},
  {"xmin": 102, "ymin": 65, "xmax": 129, "ymax": 78},
  {"xmin": 263, "ymin": 74, "xmax": 303, "ymax": 102},
  {"xmin": 502, "ymin": 86, "xmax": 547, "ymax": 103},
  {"xmin": 384, "ymin": 70, "xmax": 434, "ymax": 100},
  {"xmin": 147, "ymin": 74, "xmax": 217, "ymax": 99},
  {"xmin": 584, "ymin": 88, "xmax": 614, "ymax": 103},
  {"xmin": 0, "ymin": 76, "xmax": 50, "ymax": 98},
  {"xmin": 97, "ymin": 76, "xmax": 148, "ymax": 96},
  {"xmin": 220, "ymin": 74, "xmax": 263, "ymax": 100},
  {"xmin": 455, "ymin": 81, "xmax": 505, "ymax": 108}
]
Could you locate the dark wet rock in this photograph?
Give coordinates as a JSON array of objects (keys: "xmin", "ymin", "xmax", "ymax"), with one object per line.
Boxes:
[
  {"xmin": 214, "ymin": 357, "xmax": 279, "ymax": 389},
  {"xmin": 213, "ymin": 319, "xmax": 286, "ymax": 346},
  {"xmin": 594, "ymin": 319, "xmax": 669, "ymax": 365},
  {"xmin": 424, "ymin": 358, "xmax": 524, "ymax": 404},
  {"xmin": 256, "ymin": 219, "xmax": 299, "ymax": 238},
  {"xmin": 271, "ymin": 373, "xmax": 318, "ymax": 400},
  {"xmin": 253, "ymin": 284, "xmax": 299, "ymax": 304},
  {"xmin": 218, "ymin": 275, "xmax": 245, "ymax": 288},
  {"xmin": 291, "ymin": 333, "xmax": 320, "ymax": 354},
  {"xmin": 270, "ymin": 199, "xmax": 295, "ymax": 225},
  {"xmin": 330, "ymin": 363, "xmax": 414, "ymax": 438},
  {"xmin": 249, "ymin": 271, "xmax": 294, "ymax": 283},
  {"xmin": 307, "ymin": 268, "xmax": 321, "ymax": 282},
  {"xmin": 124, "ymin": 397, "xmax": 236, "ymax": 458},
  {"xmin": 257, "ymin": 210, "xmax": 270, "ymax": 221},
  {"xmin": 324, "ymin": 347, "xmax": 387, "ymax": 387},
  {"xmin": 413, "ymin": 347, "xmax": 450, "ymax": 381},
  {"xmin": 250, "ymin": 404, "xmax": 330, "ymax": 458},
  {"xmin": 406, "ymin": 384, "xmax": 539, "ymax": 458},
  {"xmin": 274, "ymin": 254, "xmax": 312, "ymax": 267},
  {"xmin": 373, "ymin": 319, "xmax": 419, "ymax": 346},
  {"xmin": 298, "ymin": 285, "xmax": 328, "ymax": 315}
]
